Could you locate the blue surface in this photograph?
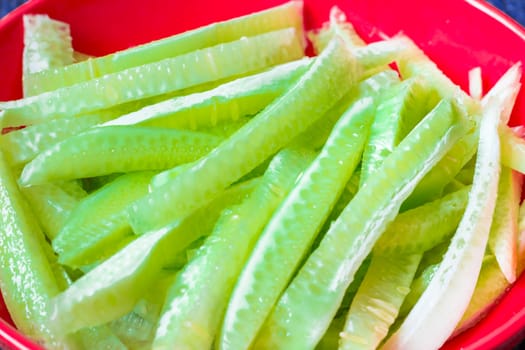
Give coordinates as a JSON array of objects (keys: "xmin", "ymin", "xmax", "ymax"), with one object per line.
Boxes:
[{"xmin": 1, "ymin": 0, "xmax": 525, "ymax": 25}]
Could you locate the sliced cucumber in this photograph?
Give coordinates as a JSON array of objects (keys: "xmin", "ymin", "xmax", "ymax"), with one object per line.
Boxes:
[
  {"xmin": 1, "ymin": 28, "xmax": 303, "ymax": 127},
  {"xmin": 153, "ymin": 148, "xmax": 313, "ymax": 350},
  {"xmin": 104, "ymin": 58, "xmax": 311, "ymax": 129},
  {"xmin": 127, "ymin": 36, "xmax": 362, "ymax": 234},
  {"xmin": 488, "ymin": 166, "xmax": 522, "ymax": 283},
  {"xmin": 49, "ymin": 179, "xmax": 258, "ymax": 335},
  {"xmin": 20, "ymin": 126, "xmax": 222, "ymax": 185},
  {"xmin": 22, "ymin": 14, "xmax": 73, "ymax": 96},
  {"xmin": 253, "ymin": 100, "xmax": 467, "ymax": 349},
  {"xmin": 374, "ymin": 186, "xmax": 470, "ymax": 255},
  {"xmin": 27, "ymin": 1, "xmax": 304, "ymax": 94},
  {"xmin": 339, "ymin": 253, "xmax": 421, "ymax": 350},
  {"xmin": 220, "ymin": 92, "xmax": 375, "ymax": 350},
  {"xmin": 53, "ymin": 172, "xmax": 156, "ymax": 268}
]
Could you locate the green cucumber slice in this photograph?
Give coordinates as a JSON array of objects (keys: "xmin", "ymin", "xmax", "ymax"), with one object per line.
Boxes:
[
  {"xmin": 103, "ymin": 58, "xmax": 311, "ymax": 129},
  {"xmin": 20, "ymin": 126, "xmax": 222, "ymax": 185},
  {"xmin": 1, "ymin": 28, "xmax": 303, "ymax": 127},
  {"xmin": 153, "ymin": 148, "xmax": 313, "ymax": 350},
  {"xmin": 339, "ymin": 253, "xmax": 421, "ymax": 350},
  {"xmin": 27, "ymin": 1, "xmax": 304, "ymax": 94},
  {"xmin": 22, "ymin": 15, "xmax": 73, "ymax": 96},
  {"xmin": 127, "ymin": 36, "xmax": 362, "ymax": 234},
  {"xmin": 52, "ymin": 171, "xmax": 156, "ymax": 268},
  {"xmin": 488, "ymin": 166, "xmax": 522, "ymax": 283},
  {"xmin": 0, "ymin": 150, "xmax": 75, "ymax": 347},
  {"xmin": 220, "ymin": 93, "xmax": 375, "ymax": 350},
  {"xmin": 382, "ymin": 98, "xmax": 505, "ymax": 350},
  {"xmin": 0, "ymin": 109, "xmax": 121, "ymax": 167},
  {"xmin": 49, "ymin": 179, "xmax": 258, "ymax": 335},
  {"xmin": 374, "ymin": 186, "xmax": 470, "ymax": 255},
  {"xmin": 361, "ymin": 78, "xmax": 439, "ymax": 184},
  {"xmin": 253, "ymin": 99, "xmax": 467, "ymax": 350}
]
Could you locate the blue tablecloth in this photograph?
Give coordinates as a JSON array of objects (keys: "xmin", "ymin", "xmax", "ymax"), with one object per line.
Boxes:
[{"xmin": 2, "ymin": 0, "xmax": 525, "ymax": 26}]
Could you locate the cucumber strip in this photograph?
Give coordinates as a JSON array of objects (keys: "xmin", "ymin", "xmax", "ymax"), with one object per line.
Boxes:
[
  {"xmin": 454, "ymin": 254, "xmax": 510, "ymax": 335},
  {"xmin": 0, "ymin": 150, "xmax": 75, "ymax": 347},
  {"xmin": 27, "ymin": 1, "xmax": 304, "ymax": 94},
  {"xmin": 20, "ymin": 126, "xmax": 222, "ymax": 185},
  {"xmin": 361, "ymin": 78, "xmax": 439, "ymax": 184},
  {"xmin": 52, "ymin": 172, "xmax": 156, "ymax": 268},
  {"xmin": 382, "ymin": 98, "xmax": 504, "ymax": 350},
  {"xmin": 253, "ymin": 99, "xmax": 467, "ymax": 350},
  {"xmin": 153, "ymin": 148, "xmax": 313, "ymax": 350},
  {"xmin": 1, "ymin": 28, "xmax": 304, "ymax": 127},
  {"xmin": 398, "ymin": 262, "xmax": 440, "ymax": 319},
  {"xmin": 127, "ymin": 37, "xmax": 362, "ymax": 234},
  {"xmin": 22, "ymin": 182, "xmax": 80, "ymax": 240},
  {"xmin": 49, "ymin": 179, "xmax": 258, "ymax": 335},
  {"xmin": 220, "ymin": 88, "xmax": 377, "ymax": 350},
  {"xmin": 0, "ymin": 109, "xmax": 120, "ymax": 167},
  {"xmin": 488, "ymin": 166, "xmax": 522, "ymax": 283},
  {"xmin": 22, "ymin": 15, "xmax": 73, "ymax": 96},
  {"xmin": 501, "ymin": 126, "xmax": 525, "ymax": 174},
  {"xmin": 103, "ymin": 58, "xmax": 311, "ymax": 129},
  {"xmin": 468, "ymin": 67, "xmax": 483, "ymax": 100},
  {"xmin": 374, "ymin": 186, "xmax": 470, "ymax": 255},
  {"xmin": 339, "ymin": 253, "xmax": 421, "ymax": 350},
  {"xmin": 292, "ymin": 70, "xmax": 400, "ymax": 150}
]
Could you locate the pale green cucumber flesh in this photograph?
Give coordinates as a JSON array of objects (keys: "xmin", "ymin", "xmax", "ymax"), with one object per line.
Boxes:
[{"xmin": 127, "ymin": 37, "xmax": 362, "ymax": 234}]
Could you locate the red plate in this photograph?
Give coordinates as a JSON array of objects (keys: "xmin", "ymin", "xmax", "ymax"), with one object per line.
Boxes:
[{"xmin": 0, "ymin": 0, "xmax": 524, "ymax": 349}]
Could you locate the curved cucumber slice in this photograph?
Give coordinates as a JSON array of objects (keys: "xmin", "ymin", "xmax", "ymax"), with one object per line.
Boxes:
[
  {"xmin": 488, "ymin": 166, "xmax": 522, "ymax": 283},
  {"xmin": 374, "ymin": 186, "xmax": 470, "ymax": 255},
  {"xmin": 253, "ymin": 99, "xmax": 467, "ymax": 350},
  {"xmin": 220, "ymin": 95, "xmax": 375, "ymax": 350},
  {"xmin": 20, "ymin": 126, "xmax": 222, "ymax": 185},
  {"xmin": 127, "ymin": 37, "xmax": 362, "ymax": 234},
  {"xmin": 361, "ymin": 78, "xmax": 438, "ymax": 184},
  {"xmin": 27, "ymin": 1, "xmax": 304, "ymax": 94},
  {"xmin": 339, "ymin": 253, "xmax": 421, "ymax": 350},
  {"xmin": 0, "ymin": 109, "xmax": 121, "ymax": 167},
  {"xmin": 383, "ymin": 98, "xmax": 504, "ymax": 350},
  {"xmin": 22, "ymin": 15, "xmax": 73, "ymax": 96},
  {"xmin": 22, "ymin": 182, "xmax": 80, "ymax": 240},
  {"xmin": 104, "ymin": 58, "xmax": 311, "ymax": 129},
  {"xmin": 49, "ymin": 179, "xmax": 258, "ymax": 335},
  {"xmin": 1, "ymin": 28, "xmax": 303, "ymax": 127},
  {"xmin": 153, "ymin": 148, "xmax": 313, "ymax": 350},
  {"xmin": 53, "ymin": 171, "xmax": 156, "ymax": 268},
  {"xmin": 0, "ymin": 151, "xmax": 74, "ymax": 347}
]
